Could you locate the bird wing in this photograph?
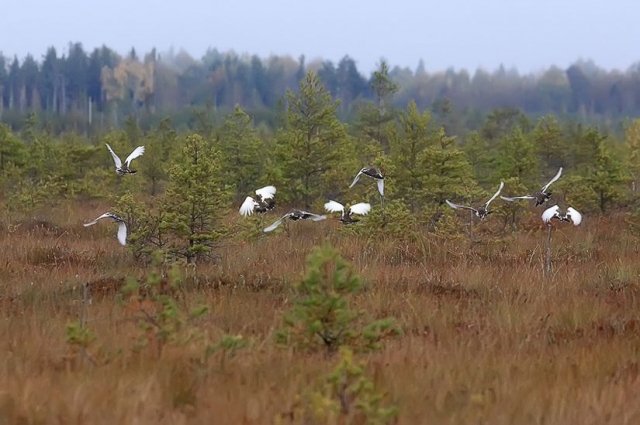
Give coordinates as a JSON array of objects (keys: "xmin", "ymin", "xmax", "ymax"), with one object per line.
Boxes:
[
  {"xmin": 124, "ymin": 146, "xmax": 145, "ymax": 167},
  {"xmin": 83, "ymin": 212, "xmax": 112, "ymax": 227},
  {"xmin": 485, "ymin": 181, "xmax": 504, "ymax": 208},
  {"xmin": 541, "ymin": 205, "xmax": 560, "ymax": 223},
  {"xmin": 349, "ymin": 202, "xmax": 371, "ymax": 216},
  {"xmin": 541, "ymin": 167, "xmax": 563, "ymax": 192},
  {"xmin": 300, "ymin": 211, "xmax": 327, "ymax": 221},
  {"xmin": 348, "ymin": 170, "xmax": 364, "ymax": 188},
  {"xmin": 105, "ymin": 144, "xmax": 122, "ymax": 168},
  {"xmin": 263, "ymin": 214, "xmax": 290, "ymax": 232},
  {"xmin": 500, "ymin": 195, "xmax": 535, "ymax": 202},
  {"xmin": 117, "ymin": 221, "xmax": 127, "ymax": 246},
  {"xmin": 566, "ymin": 207, "xmax": 582, "ymax": 226},
  {"xmin": 239, "ymin": 196, "xmax": 258, "ymax": 216},
  {"xmin": 324, "ymin": 200, "xmax": 345, "ymax": 213},
  {"xmin": 376, "ymin": 178, "xmax": 384, "ymax": 197},
  {"xmin": 255, "ymin": 185, "xmax": 276, "ymax": 200},
  {"xmin": 446, "ymin": 200, "xmax": 477, "ymax": 213}
]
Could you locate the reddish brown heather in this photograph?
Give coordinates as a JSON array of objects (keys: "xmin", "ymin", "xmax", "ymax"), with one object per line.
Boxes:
[{"xmin": 1, "ymin": 201, "xmax": 640, "ymax": 424}]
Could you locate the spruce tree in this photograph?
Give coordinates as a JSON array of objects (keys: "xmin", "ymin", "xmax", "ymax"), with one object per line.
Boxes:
[{"xmin": 161, "ymin": 134, "xmax": 230, "ymax": 263}]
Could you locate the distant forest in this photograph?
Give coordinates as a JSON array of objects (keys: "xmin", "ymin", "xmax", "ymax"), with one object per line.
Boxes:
[{"xmin": 1, "ymin": 42, "xmax": 639, "ymax": 134}]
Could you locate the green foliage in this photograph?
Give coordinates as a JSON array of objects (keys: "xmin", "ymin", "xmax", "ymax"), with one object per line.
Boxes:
[
  {"xmin": 218, "ymin": 106, "xmax": 265, "ymax": 200},
  {"xmin": 308, "ymin": 347, "xmax": 398, "ymax": 425},
  {"xmin": 625, "ymin": 119, "xmax": 640, "ymax": 197},
  {"xmin": 277, "ymin": 244, "xmax": 399, "ymax": 353},
  {"xmin": 577, "ymin": 131, "xmax": 627, "ymax": 212},
  {"xmin": 422, "ymin": 128, "xmax": 479, "ymax": 207},
  {"xmin": 161, "ymin": 134, "xmax": 231, "ymax": 263},
  {"xmin": 122, "ymin": 259, "xmax": 208, "ymax": 353},
  {"xmin": 65, "ymin": 320, "xmax": 96, "ymax": 348},
  {"xmin": 275, "ymin": 71, "xmax": 356, "ymax": 207},
  {"xmin": 390, "ymin": 101, "xmax": 432, "ymax": 210},
  {"xmin": 494, "ymin": 127, "xmax": 539, "ymax": 188},
  {"xmin": 204, "ymin": 334, "xmax": 249, "ymax": 370},
  {"xmin": 140, "ymin": 118, "xmax": 176, "ymax": 196}
]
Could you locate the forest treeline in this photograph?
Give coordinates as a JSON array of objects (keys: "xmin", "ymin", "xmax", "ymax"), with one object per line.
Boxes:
[
  {"xmin": 2, "ymin": 68, "xmax": 640, "ymax": 261},
  {"xmin": 1, "ymin": 43, "xmax": 640, "ymax": 135}
]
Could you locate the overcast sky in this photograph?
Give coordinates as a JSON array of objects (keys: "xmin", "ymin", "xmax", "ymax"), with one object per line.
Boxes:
[{"xmin": 3, "ymin": 0, "xmax": 638, "ymax": 74}]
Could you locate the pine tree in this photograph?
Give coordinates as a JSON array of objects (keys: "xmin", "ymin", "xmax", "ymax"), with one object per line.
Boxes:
[
  {"xmin": 532, "ymin": 115, "xmax": 566, "ymax": 172},
  {"xmin": 161, "ymin": 134, "xmax": 230, "ymax": 263},
  {"xmin": 217, "ymin": 106, "xmax": 264, "ymax": 200},
  {"xmin": 589, "ymin": 136, "xmax": 626, "ymax": 213},
  {"xmin": 140, "ymin": 118, "xmax": 177, "ymax": 196},
  {"xmin": 625, "ymin": 119, "xmax": 640, "ymax": 194},
  {"xmin": 274, "ymin": 71, "xmax": 355, "ymax": 207},
  {"xmin": 494, "ymin": 127, "xmax": 539, "ymax": 188},
  {"xmin": 389, "ymin": 101, "xmax": 432, "ymax": 210},
  {"xmin": 421, "ymin": 128, "xmax": 478, "ymax": 208}
]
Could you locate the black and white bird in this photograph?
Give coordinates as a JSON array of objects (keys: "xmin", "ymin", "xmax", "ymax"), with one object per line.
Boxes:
[
  {"xmin": 445, "ymin": 181, "xmax": 504, "ymax": 220},
  {"xmin": 324, "ymin": 200, "xmax": 371, "ymax": 224},
  {"xmin": 349, "ymin": 167, "xmax": 384, "ymax": 197},
  {"xmin": 541, "ymin": 205, "xmax": 582, "ymax": 226},
  {"xmin": 263, "ymin": 210, "xmax": 326, "ymax": 232},
  {"xmin": 83, "ymin": 212, "xmax": 127, "ymax": 246},
  {"xmin": 501, "ymin": 167, "xmax": 563, "ymax": 206},
  {"xmin": 239, "ymin": 185, "xmax": 277, "ymax": 216},
  {"xmin": 106, "ymin": 143, "xmax": 146, "ymax": 175}
]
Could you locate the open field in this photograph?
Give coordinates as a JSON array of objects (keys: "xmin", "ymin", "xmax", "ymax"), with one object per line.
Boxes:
[{"xmin": 2, "ymin": 201, "xmax": 640, "ymax": 424}]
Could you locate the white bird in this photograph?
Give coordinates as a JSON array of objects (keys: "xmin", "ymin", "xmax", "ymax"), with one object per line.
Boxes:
[
  {"xmin": 324, "ymin": 200, "xmax": 371, "ymax": 224},
  {"xmin": 501, "ymin": 167, "xmax": 563, "ymax": 206},
  {"xmin": 83, "ymin": 212, "xmax": 127, "ymax": 245},
  {"xmin": 106, "ymin": 144, "xmax": 145, "ymax": 175},
  {"xmin": 445, "ymin": 181, "xmax": 504, "ymax": 220},
  {"xmin": 349, "ymin": 167, "xmax": 384, "ymax": 197},
  {"xmin": 239, "ymin": 185, "xmax": 277, "ymax": 217},
  {"xmin": 263, "ymin": 210, "xmax": 326, "ymax": 232},
  {"xmin": 541, "ymin": 205, "xmax": 582, "ymax": 226}
]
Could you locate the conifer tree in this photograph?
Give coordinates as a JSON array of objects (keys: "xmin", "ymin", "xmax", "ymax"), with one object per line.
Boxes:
[
  {"xmin": 389, "ymin": 101, "xmax": 432, "ymax": 210},
  {"xmin": 421, "ymin": 128, "xmax": 478, "ymax": 208},
  {"xmin": 140, "ymin": 118, "xmax": 177, "ymax": 196},
  {"xmin": 161, "ymin": 134, "xmax": 230, "ymax": 263},
  {"xmin": 217, "ymin": 106, "xmax": 264, "ymax": 200},
  {"xmin": 625, "ymin": 119, "xmax": 640, "ymax": 194},
  {"xmin": 274, "ymin": 71, "xmax": 355, "ymax": 207}
]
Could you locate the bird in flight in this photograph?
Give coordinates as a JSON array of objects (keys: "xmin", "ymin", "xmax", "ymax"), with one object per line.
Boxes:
[
  {"xmin": 541, "ymin": 205, "xmax": 582, "ymax": 226},
  {"xmin": 263, "ymin": 210, "xmax": 326, "ymax": 232},
  {"xmin": 501, "ymin": 167, "xmax": 563, "ymax": 206},
  {"xmin": 446, "ymin": 181, "xmax": 504, "ymax": 220},
  {"xmin": 106, "ymin": 144, "xmax": 145, "ymax": 175},
  {"xmin": 239, "ymin": 185, "xmax": 277, "ymax": 216},
  {"xmin": 349, "ymin": 167, "xmax": 384, "ymax": 197},
  {"xmin": 83, "ymin": 212, "xmax": 127, "ymax": 246},
  {"xmin": 324, "ymin": 200, "xmax": 371, "ymax": 224}
]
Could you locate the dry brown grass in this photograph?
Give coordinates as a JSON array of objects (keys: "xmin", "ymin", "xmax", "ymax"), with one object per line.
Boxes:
[{"xmin": 2, "ymin": 202, "xmax": 640, "ymax": 424}]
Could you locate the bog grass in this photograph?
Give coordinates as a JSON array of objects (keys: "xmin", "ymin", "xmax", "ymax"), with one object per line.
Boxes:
[{"xmin": 1, "ymin": 202, "xmax": 640, "ymax": 424}]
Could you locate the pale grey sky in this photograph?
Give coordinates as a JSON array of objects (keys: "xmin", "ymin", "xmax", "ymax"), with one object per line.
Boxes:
[{"xmin": 3, "ymin": 0, "xmax": 638, "ymax": 74}]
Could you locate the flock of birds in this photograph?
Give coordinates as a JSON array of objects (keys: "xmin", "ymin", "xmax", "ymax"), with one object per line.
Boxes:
[{"xmin": 83, "ymin": 144, "xmax": 581, "ymax": 247}]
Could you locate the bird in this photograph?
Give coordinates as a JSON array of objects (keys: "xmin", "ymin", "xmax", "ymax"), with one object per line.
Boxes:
[
  {"xmin": 239, "ymin": 185, "xmax": 277, "ymax": 216},
  {"xmin": 83, "ymin": 212, "xmax": 127, "ymax": 246},
  {"xmin": 541, "ymin": 205, "xmax": 582, "ymax": 226},
  {"xmin": 324, "ymin": 200, "xmax": 371, "ymax": 224},
  {"xmin": 106, "ymin": 143, "xmax": 145, "ymax": 175},
  {"xmin": 349, "ymin": 167, "xmax": 384, "ymax": 197},
  {"xmin": 445, "ymin": 181, "xmax": 504, "ymax": 220},
  {"xmin": 501, "ymin": 167, "xmax": 563, "ymax": 206},
  {"xmin": 263, "ymin": 210, "xmax": 326, "ymax": 232}
]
